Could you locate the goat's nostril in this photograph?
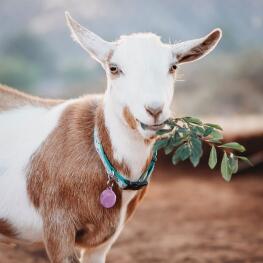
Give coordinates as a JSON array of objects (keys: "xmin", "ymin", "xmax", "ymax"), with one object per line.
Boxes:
[{"xmin": 145, "ymin": 103, "xmax": 164, "ymax": 118}]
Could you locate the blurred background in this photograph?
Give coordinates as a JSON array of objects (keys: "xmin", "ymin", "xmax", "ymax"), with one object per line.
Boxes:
[
  {"xmin": 0, "ymin": 0, "xmax": 263, "ymax": 116},
  {"xmin": 0, "ymin": 0, "xmax": 263, "ymax": 262}
]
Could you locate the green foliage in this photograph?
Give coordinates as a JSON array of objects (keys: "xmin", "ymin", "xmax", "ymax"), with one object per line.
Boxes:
[
  {"xmin": 153, "ymin": 117, "xmax": 252, "ymax": 181},
  {"xmin": 0, "ymin": 32, "xmax": 55, "ymax": 89},
  {"xmin": 219, "ymin": 142, "xmax": 246, "ymax": 152},
  {"xmin": 208, "ymin": 145, "xmax": 217, "ymax": 169},
  {"xmin": 0, "ymin": 57, "xmax": 40, "ymax": 89},
  {"xmin": 221, "ymin": 152, "xmax": 231, "ymax": 182},
  {"xmin": 153, "ymin": 139, "xmax": 169, "ymax": 152},
  {"xmin": 229, "ymin": 154, "xmax": 238, "ymax": 174},
  {"xmin": 203, "ymin": 127, "xmax": 214, "ymax": 137},
  {"xmin": 207, "ymin": 130, "xmax": 223, "ymax": 143},
  {"xmin": 204, "ymin": 123, "xmax": 223, "ymax": 131},
  {"xmin": 236, "ymin": 156, "xmax": 253, "ymax": 167},
  {"xmin": 189, "ymin": 135, "xmax": 202, "ymax": 167},
  {"xmin": 172, "ymin": 143, "xmax": 191, "ymax": 165},
  {"xmin": 183, "ymin": 117, "xmax": 203, "ymax": 125},
  {"xmin": 3, "ymin": 32, "xmax": 55, "ymax": 75}
]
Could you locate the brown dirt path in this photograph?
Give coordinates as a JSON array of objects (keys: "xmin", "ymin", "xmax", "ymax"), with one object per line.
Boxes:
[
  {"xmin": 1, "ymin": 162, "xmax": 262, "ymax": 263},
  {"xmin": 109, "ymin": 163, "xmax": 263, "ymax": 263}
]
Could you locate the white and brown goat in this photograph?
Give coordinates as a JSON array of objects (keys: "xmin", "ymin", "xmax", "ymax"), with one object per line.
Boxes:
[{"xmin": 0, "ymin": 12, "xmax": 222, "ymax": 263}]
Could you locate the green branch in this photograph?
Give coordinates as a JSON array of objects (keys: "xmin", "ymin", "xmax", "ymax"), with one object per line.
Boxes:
[{"xmin": 154, "ymin": 117, "xmax": 252, "ymax": 182}]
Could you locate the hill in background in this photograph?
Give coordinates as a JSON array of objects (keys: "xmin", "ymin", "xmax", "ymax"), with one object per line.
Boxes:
[{"xmin": 0, "ymin": 0, "xmax": 262, "ymax": 115}]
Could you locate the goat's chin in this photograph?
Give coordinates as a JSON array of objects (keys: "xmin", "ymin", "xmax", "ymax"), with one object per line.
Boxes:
[{"xmin": 137, "ymin": 125, "xmax": 158, "ymax": 140}]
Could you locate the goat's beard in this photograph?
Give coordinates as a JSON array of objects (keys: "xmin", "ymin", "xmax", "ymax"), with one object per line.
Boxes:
[
  {"xmin": 121, "ymin": 111, "xmax": 157, "ymax": 141},
  {"xmin": 137, "ymin": 125, "xmax": 158, "ymax": 140}
]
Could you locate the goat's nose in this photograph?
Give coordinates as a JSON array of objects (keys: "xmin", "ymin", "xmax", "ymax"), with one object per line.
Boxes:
[{"xmin": 145, "ymin": 102, "xmax": 164, "ymax": 119}]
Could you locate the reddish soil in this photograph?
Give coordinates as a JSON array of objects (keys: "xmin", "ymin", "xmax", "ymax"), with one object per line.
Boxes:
[{"xmin": 0, "ymin": 161, "xmax": 262, "ymax": 263}]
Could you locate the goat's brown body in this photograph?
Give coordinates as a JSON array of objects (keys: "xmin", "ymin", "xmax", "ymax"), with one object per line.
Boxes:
[{"xmin": 0, "ymin": 85, "xmax": 147, "ymax": 262}]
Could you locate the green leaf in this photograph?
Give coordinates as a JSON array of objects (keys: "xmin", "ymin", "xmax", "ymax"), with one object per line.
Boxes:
[
  {"xmin": 221, "ymin": 152, "xmax": 232, "ymax": 182},
  {"xmin": 219, "ymin": 142, "xmax": 246, "ymax": 153},
  {"xmin": 180, "ymin": 145, "xmax": 191, "ymax": 161},
  {"xmin": 153, "ymin": 139, "xmax": 169, "ymax": 152},
  {"xmin": 177, "ymin": 127, "xmax": 189, "ymax": 137},
  {"xmin": 190, "ymin": 136, "xmax": 203, "ymax": 167},
  {"xmin": 156, "ymin": 128, "xmax": 172, "ymax": 135},
  {"xmin": 171, "ymin": 134, "xmax": 184, "ymax": 147},
  {"xmin": 210, "ymin": 130, "xmax": 223, "ymax": 140},
  {"xmin": 204, "ymin": 123, "xmax": 223, "ymax": 131},
  {"xmin": 192, "ymin": 126, "xmax": 205, "ymax": 136},
  {"xmin": 172, "ymin": 143, "xmax": 190, "ymax": 165},
  {"xmin": 172, "ymin": 155, "xmax": 180, "ymax": 165},
  {"xmin": 165, "ymin": 119, "xmax": 177, "ymax": 126},
  {"xmin": 190, "ymin": 154, "xmax": 200, "ymax": 167},
  {"xmin": 208, "ymin": 145, "xmax": 217, "ymax": 169},
  {"xmin": 206, "ymin": 139, "xmax": 222, "ymax": 144},
  {"xmin": 206, "ymin": 130, "xmax": 223, "ymax": 144},
  {"xmin": 164, "ymin": 139, "xmax": 175, "ymax": 155},
  {"xmin": 203, "ymin": 127, "xmax": 214, "ymax": 137},
  {"xmin": 229, "ymin": 154, "xmax": 238, "ymax": 174},
  {"xmin": 183, "ymin": 117, "xmax": 203, "ymax": 125},
  {"xmin": 237, "ymin": 156, "xmax": 253, "ymax": 166},
  {"xmin": 172, "ymin": 150, "xmax": 181, "ymax": 165}
]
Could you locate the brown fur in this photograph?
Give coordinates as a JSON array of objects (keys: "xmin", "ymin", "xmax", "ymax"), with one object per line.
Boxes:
[
  {"xmin": 126, "ymin": 188, "xmax": 147, "ymax": 221},
  {"xmin": 0, "ymin": 84, "xmax": 62, "ymax": 112},
  {"xmin": 26, "ymin": 95, "xmax": 149, "ymax": 262},
  {"xmin": 123, "ymin": 106, "xmax": 138, "ymax": 130},
  {"xmin": 0, "ymin": 219, "xmax": 17, "ymax": 238},
  {"xmin": 125, "ymin": 145, "xmax": 155, "ymax": 220},
  {"xmin": 125, "ymin": 154, "xmax": 153, "ymax": 220},
  {"xmin": 0, "ymin": 85, "xmax": 150, "ymax": 261},
  {"xmin": 176, "ymin": 30, "xmax": 220, "ymax": 63}
]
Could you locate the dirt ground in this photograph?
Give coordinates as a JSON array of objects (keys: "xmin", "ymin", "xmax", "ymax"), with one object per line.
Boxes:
[{"xmin": 0, "ymin": 160, "xmax": 262, "ymax": 263}]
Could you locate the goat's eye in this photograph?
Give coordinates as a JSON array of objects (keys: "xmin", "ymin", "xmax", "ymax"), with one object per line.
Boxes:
[
  {"xmin": 109, "ymin": 64, "xmax": 121, "ymax": 75},
  {"xmin": 169, "ymin": 64, "xmax": 177, "ymax": 74}
]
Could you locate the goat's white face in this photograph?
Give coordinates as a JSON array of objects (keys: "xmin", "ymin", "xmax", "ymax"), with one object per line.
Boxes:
[
  {"xmin": 106, "ymin": 34, "xmax": 175, "ymax": 139},
  {"xmin": 65, "ymin": 12, "xmax": 222, "ymax": 139}
]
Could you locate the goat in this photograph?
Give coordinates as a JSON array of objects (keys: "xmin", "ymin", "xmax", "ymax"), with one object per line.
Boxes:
[{"xmin": 0, "ymin": 12, "xmax": 222, "ymax": 263}]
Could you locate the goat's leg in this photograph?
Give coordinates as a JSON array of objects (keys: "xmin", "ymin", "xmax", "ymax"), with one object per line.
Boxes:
[
  {"xmin": 80, "ymin": 244, "xmax": 112, "ymax": 263},
  {"xmin": 43, "ymin": 215, "xmax": 79, "ymax": 263}
]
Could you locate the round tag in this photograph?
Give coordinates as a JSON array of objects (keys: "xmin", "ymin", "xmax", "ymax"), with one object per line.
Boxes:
[{"xmin": 100, "ymin": 188, "xmax": 116, "ymax": 208}]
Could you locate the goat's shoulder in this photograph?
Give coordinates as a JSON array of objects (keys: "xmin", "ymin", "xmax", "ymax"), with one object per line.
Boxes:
[
  {"xmin": 0, "ymin": 84, "xmax": 63, "ymax": 112},
  {"xmin": 27, "ymin": 93, "xmax": 104, "ymax": 207}
]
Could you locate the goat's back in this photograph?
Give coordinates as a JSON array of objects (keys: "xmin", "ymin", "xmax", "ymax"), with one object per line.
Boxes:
[{"xmin": 0, "ymin": 85, "xmax": 63, "ymax": 112}]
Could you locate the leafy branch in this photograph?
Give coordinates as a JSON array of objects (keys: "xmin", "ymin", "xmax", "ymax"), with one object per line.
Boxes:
[{"xmin": 153, "ymin": 117, "xmax": 253, "ymax": 182}]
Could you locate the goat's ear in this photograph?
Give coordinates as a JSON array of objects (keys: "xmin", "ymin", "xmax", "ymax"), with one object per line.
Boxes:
[
  {"xmin": 172, "ymin": 29, "xmax": 222, "ymax": 64},
  {"xmin": 65, "ymin": 11, "xmax": 115, "ymax": 63}
]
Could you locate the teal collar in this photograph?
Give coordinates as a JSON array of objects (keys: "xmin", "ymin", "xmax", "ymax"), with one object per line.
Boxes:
[{"xmin": 94, "ymin": 129, "xmax": 157, "ymax": 190}]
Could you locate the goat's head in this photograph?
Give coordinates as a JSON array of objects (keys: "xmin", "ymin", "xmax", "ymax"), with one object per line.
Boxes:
[{"xmin": 65, "ymin": 12, "xmax": 222, "ymax": 139}]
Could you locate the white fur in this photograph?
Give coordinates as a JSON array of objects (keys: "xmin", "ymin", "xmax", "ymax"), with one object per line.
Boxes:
[
  {"xmin": 64, "ymin": 12, "xmax": 222, "ymax": 262},
  {"xmin": 66, "ymin": 12, "xmax": 221, "ymax": 140},
  {"xmin": 82, "ymin": 91, "xmax": 154, "ymax": 262},
  {"xmin": 105, "ymin": 33, "xmax": 175, "ymax": 139},
  {"xmin": 85, "ymin": 95, "xmax": 154, "ymax": 262},
  {"xmin": 82, "ymin": 189, "xmax": 137, "ymax": 263},
  {"xmin": 0, "ymin": 13, "xmax": 221, "ymax": 263},
  {"xmin": 104, "ymin": 94, "xmax": 153, "ymax": 180},
  {"xmin": 65, "ymin": 12, "xmax": 116, "ymax": 63},
  {"xmin": 0, "ymin": 102, "xmax": 72, "ymax": 241}
]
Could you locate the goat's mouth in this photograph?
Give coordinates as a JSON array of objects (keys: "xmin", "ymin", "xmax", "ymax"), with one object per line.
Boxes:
[{"xmin": 137, "ymin": 120, "xmax": 165, "ymax": 131}]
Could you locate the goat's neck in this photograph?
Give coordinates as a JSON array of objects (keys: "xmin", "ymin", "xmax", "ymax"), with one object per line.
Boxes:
[{"xmin": 102, "ymin": 95, "xmax": 154, "ymax": 181}]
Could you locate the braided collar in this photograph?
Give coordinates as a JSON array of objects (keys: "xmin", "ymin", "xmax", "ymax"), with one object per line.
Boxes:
[{"xmin": 94, "ymin": 129, "xmax": 157, "ymax": 190}]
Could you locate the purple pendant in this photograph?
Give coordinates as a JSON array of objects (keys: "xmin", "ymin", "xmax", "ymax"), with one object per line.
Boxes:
[{"xmin": 100, "ymin": 187, "xmax": 116, "ymax": 208}]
